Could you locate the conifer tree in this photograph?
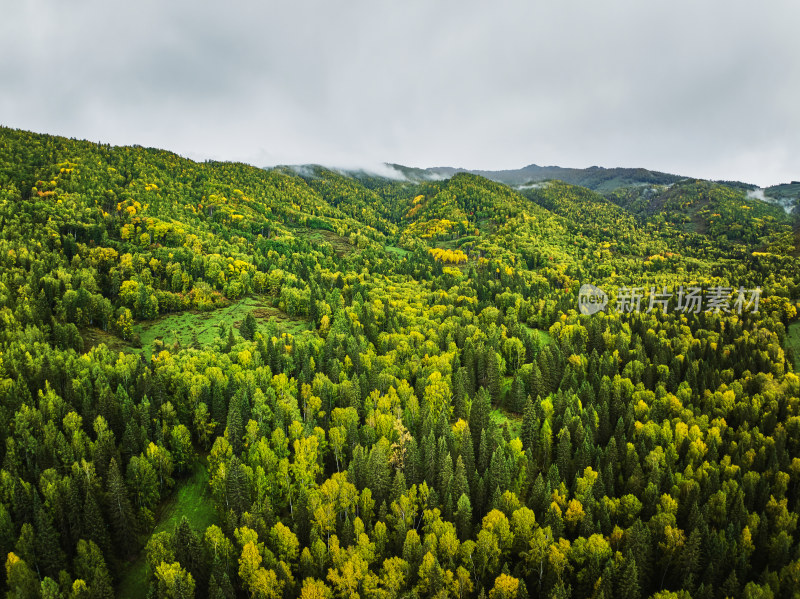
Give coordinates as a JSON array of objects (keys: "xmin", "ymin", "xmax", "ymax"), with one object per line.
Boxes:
[
  {"xmin": 617, "ymin": 552, "xmax": 641, "ymax": 599},
  {"xmin": 174, "ymin": 517, "xmax": 206, "ymax": 591},
  {"xmin": 487, "ymin": 350, "xmax": 502, "ymax": 405},
  {"xmin": 470, "ymin": 388, "xmax": 491, "ymax": 454},
  {"xmin": 239, "ymin": 312, "xmax": 258, "ymax": 341},
  {"xmin": 455, "ymin": 494, "xmax": 473, "ymax": 541},
  {"xmin": 106, "ymin": 458, "xmax": 137, "ymax": 555}
]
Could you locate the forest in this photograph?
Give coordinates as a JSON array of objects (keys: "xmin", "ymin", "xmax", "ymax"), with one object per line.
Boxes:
[{"xmin": 0, "ymin": 126, "xmax": 799, "ymax": 599}]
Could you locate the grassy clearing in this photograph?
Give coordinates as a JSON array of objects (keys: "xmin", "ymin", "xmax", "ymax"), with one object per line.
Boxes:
[
  {"xmin": 293, "ymin": 227, "xmax": 354, "ymax": 257},
  {"xmin": 523, "ymin": 325, "xmax": 553, "ymax": 347},
  {"xmin": 490, "ymin": 408, "xmax": 523, "ymax": 439},
  {"xmin": 116, "ymin": 461, "xmax": 216, "ymax": 599},
  {"xmin": 788, "ymin": 321, "xmax": 800, "ymax": 372},
  {"xmin": 153, "ymin": 461, "xmax": 216, "ymax": 535},
  {"xmin": 81, "ymin": 327, "xmax": 131, "ymax": 354},
  {"xmin": 385, "ymin": 245, "xmax": 409, "ymax": 257},
  {"xmin": 132, "ymin": 295, "xmax": 309, "ymax": 359}
]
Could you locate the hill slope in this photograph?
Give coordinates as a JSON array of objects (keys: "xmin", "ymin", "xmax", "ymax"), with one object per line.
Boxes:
[{"xmin": 0, "ymin": 126, "xmax": 799, "ymax": 599}]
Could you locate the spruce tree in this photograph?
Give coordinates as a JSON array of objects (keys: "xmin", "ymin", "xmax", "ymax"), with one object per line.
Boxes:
[
  {"xmin": 83, "ymin": 490, "xmax": 112, "ymax": 558},
  {"xmin": 617, "ymin": 552, "xmax": 641, "ymax": 599},
  {"xmin": 510, "ymin": 374, "xmax": 526, "ymax": 413},
  {"xmin": 106, "ymin": 458, "xmax": 137, "ymax": 555},
  {"xmin": 451, "ymin": 457, "xmax": 469, "ymax": 509},
  {"xmin": 521, "ymin": 399, "xmax": 538, "ymax": 454},
  {"xmin": 477, "ymin": 431, "xmax": 493, "ymax": 482},
  {"xmin": 239, "ymin": 312, "xmax": 258, "ymax": 341},
  {"xmin": 470, "ymin": 388, "xmax": 491, "ymax": 457},
  {"xmin": 556, "ymin": 429, "xmax": 572, "ymax": 484},
  {"xmin": 174, "ymin": 517, "xmax": 206, "ymax": 591},
  {"xmin": 455, "ymin": 494, "xmax": 473, "ymax": 541},
  {"xmin": 460, "ymin": 425, "xmax": 477, "ymax": 492},
  {"xmin": 487, "ymin": 349, "xmax": 502, "ymax": 405},
  {"xmin": 226, "ymin": 400, "xmax": 243, "ymax": 456},
  {"xmin": 225, "ymin": 456, "xmax": 250, "ymax": 515},
  {"xmin": 453, "ymin": 368, "xmax": 468, "ymax": 419},
  {"xmin": 423, "ymin": 431, "xmax": 437, "ymax": 486}
]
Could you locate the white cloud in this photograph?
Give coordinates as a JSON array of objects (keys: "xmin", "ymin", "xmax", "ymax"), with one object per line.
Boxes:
[{"xmin": 1, "ymin": 0, "xmax": 798, "ymax": 187}]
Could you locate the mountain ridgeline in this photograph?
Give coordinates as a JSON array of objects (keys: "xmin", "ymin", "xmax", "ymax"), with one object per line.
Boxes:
[{"xmin": 0, "ymin": 126, "xmax": 799, "ymax": 599}]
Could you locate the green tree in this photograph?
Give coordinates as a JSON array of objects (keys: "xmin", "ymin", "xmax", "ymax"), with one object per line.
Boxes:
[
  {"xmin": 240, "ymin": 312, "xmax": 258, "ymax": 341},
  {"xmin": 106, "ymin": 458, "xmax": 137, "ymax": 554},
  {"xmin": 155, "ymin": 561, "xmax": 195, "ymax": 599}
]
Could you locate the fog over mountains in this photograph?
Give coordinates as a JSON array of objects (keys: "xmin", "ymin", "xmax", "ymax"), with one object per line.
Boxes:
[{"xmin": 282, "ymin": 161, "xmax": 800, "ymax": 214}]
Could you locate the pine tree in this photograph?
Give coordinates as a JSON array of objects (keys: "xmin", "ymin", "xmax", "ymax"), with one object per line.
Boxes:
[
  {"xmin": 549, "ymin": 580, "xmax": 571, "ymax": 599},
  {"xmin": 487, "ymin": 349, "xmax": 502, "ymax": 405},
  {"xmin": 452, "ymin": 457, "xmax": 469, "ymax": 509},
  {"xmin": 521, "ymin": 399, "xmax": 538, "ymax": 454},
  {"xmin": 208, "ymin": 573, "xmax": 235, "ymax": 599},
  {"xmin": 453, "ymin": 368, "xmax": 468, "ymax": 419},
  {"xmin": 422, "ymin": 431, "xmax": 437, "ymax": 486},
  {"xmin": 510, "ymin": 374, "xmax": 526, "ymax": 413},
  {"xmin": 226, "ymin": 400, "xmax": 243, "ymax": 456},
  {"xmin": 488, "ymin": 450, "xmax": 510, "ymax": 497},
  {"xmin": 527, "ymin": 362, "xmax": 544, "ymax": 404},
  {"xmin": 367, "ymin": 442, "xmax": 391, "ymax": 506},
  {"xmin": 626, "ymin": 519, "xmax": 653, "ymax": 592},
  {"xmin": 106, "ymin": 458, "xmax": 137, "ymax": 556},
  {"xmin": 529, "ymin": 474, "xmax": 547, "ymax": 515},
  {"xmin": 390, "ymin": 471, "xmax": 407, "ymax": 504},
  {"xmin": 460, "ymin": 425, "xmax": 477, "ymax": 492},
  {"xmin": 33, "ymin": 504, "xmax": 66, "ymax": 578},
  {"xmin": 720, "ymin": 570, "xmax": 739, "ymax": 599},
  {"xmin": 239, "ymin": 312, "xmax": 258, "ymax": 341},
  {"xmin": 455, "ymin": 494, "xmax": 473, "ymax": 541},
  {"xmin": 474, "ymin": 475, "xmax": 487, "ymax": 518},
  {"xmin": 405, "ymin": 437, "xmax": 421, "ymax": 487},
  {"xmin": 437, "ymin": 437, "xmax": 453, "ymax": 495},
  {"xmin": 226, "ymin": 456, "xmax": 250, "ymax": 515},
  {"xmin": 556, "ymin": 429, "xmax": 572, "ymax": 484},
  {"xmin": 83, "ymin": 490, "xmax": 111, "ymax": 558},
  {"xmin": 478, "ymin": 429, "xmax": 491, "ymax": 476},
  {"xmin": 74, "ymin": 539, "xmax": 114, "ymax": 599},
  {"xmin": 470, "ymin": 388, "xmax": 491, "ymax": 457},
  {"xmin": 617, "ymin": 552, "xmax": 641, "ymax": 599},
  {"xmin": 174, "ymin": 517, "xmax": 206, "ymax": 590}
]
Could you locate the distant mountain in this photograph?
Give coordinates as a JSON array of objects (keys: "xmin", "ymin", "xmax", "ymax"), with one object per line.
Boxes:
[
  {"xmin": 385, "ymin": 163, "xmax": 685, "ymax": 192},
  {"xmin": 764, "ymin": 181, "xmax": 800, "ymax": 216}
]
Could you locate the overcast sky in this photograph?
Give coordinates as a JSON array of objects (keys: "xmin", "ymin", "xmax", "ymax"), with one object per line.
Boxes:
[{"xmin": 1, "ymin": 1, "xmax": 798, "ymax": 187}]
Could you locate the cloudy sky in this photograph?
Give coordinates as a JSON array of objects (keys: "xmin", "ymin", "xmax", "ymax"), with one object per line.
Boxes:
[{"xmin": 1, "ymin": 1, "xmax": 798, "ymax": 186}]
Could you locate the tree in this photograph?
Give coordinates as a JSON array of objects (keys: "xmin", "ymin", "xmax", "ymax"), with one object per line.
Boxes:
[
  {"xmin": 116, "ymin": 308, "xmax": 135, "ymax": 340},
  {"xmin": 174, "ymin": 517, "xmax": 205, "ymax": 590},
  {"xmin": 474, "ymin": 529, "xmax": 501, "ymax": 583},
  {"xmin": 489, "ymin": 573, "xmax": 520, "ymax": 599},
  {"xmin": 169, "ymin": 424, "xmax": 195, "ymax": 474},
  {"xmin": 455, "ymin": 494, "xmax": 473, "ymax": 541},
  {"xmin": 416, "ymin": 552, "xmax": 446, "ymax": 597},
  {"xmin": 74, "ymin": 539, "xmax": 114, "ymax": 598},
  {"xmin": 470, "ymin": 389, "xmax": 491, "ymax": 456},
  {"xmin": 271, "ymin": 521, "xmax": 300, "ymax": 566},
  {"xmin": 240, "ymin": 312, "xmax": 258, "ymax": 341},
  {"xmin": 5, "ymin": 553, "xmax": 39, "ymax": 599},
  {"xmin": 154, "ymin": 561, "xmax": 195, "ymax": 599},
  {"xmin": 299, "ymin": 578, "xmax": 333, "ymax": 599},
  {"xmin": 487, "ymin": 350, "xmax": 502, "ymax": 404},
  {"xmin": 128, "ymin": 454, "xmax": 160, "ymax": 517},
  {"xmin": 106, "ymin": 458, "xmax": 137, "ymax": 554}
]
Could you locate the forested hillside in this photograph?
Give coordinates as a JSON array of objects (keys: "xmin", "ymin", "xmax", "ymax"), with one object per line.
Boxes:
[{"xmin": 0, "ymin": 126, "xmax": 799, "ymax": 599}]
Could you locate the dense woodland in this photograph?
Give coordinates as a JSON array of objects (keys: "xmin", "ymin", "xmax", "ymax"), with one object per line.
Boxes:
[{"xmin": 0, "ymin": 126, "xmax": 799, "ymax": 599}]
